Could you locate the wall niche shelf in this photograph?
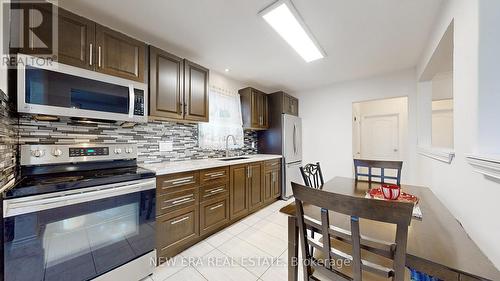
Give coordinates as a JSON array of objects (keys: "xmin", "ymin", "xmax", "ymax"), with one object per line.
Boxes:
[
  {"xmin": 417, "ymin": 146, "xmax": 455, "ymax": 164},
  {"xmin": 466, "ymin": 154, "xmax": 500, "ymax": 180}
]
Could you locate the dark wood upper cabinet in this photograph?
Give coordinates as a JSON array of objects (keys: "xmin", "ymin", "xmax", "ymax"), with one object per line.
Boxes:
[
  {"xmin": 183, "ymin": 60, "xmax": 209, "ymax": 122},
  {"xmin": 95, "ymin": 24, "xmax": 146, "ymax": 82},
  {"xmin": 149, "ymin": 46, "xmax": 183, "ymax": 119},
  {"xmin": 149, "ymin": 47, "xmax": 209, "ymax": 123},
  {"xmin": 57, "ymin": 8, "xmax": 95, "ymax": 70},
  {"xmin": 12, "ymin": 3, "xmax": 147, "ymax": 82},
  {"xmin": 271, "ymin": 91, "xmax": 299, "ymax": 116},
  {"xmin": 239, "ymin": 87, "xmax": 269, "ymax": 130}
]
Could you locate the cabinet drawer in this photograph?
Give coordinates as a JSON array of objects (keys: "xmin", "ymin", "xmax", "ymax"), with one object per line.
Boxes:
[
  {"xmin": 200, "ymin": 183, "xmax": 229, "ymax": 202},
  {"xmin": 200, "ymin": 196, "xmax": 230, "ymax": 235},
  {"xmin": 265, "ymin": 159, "xmax": 281, "ymax": 171},
  {"xmin": 157, "ymin": 187, "xmax": 198, "ymax": 215},
  {"xmin": 157, "ymin": 171, "xmax": 199, "ymax": 194},
  {"xmin": 157, "ymin": 205, "xmax": 199, "ymax": 258},
  {"xmin": 200, "ymin": 166, "xmax": 229, "ymax": 184}
]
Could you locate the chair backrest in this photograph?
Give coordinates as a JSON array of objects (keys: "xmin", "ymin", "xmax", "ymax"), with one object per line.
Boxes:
[
  {"xmin": 300, "ymin": 162, "xmax": 325, "ymax": 188},
  {"xmin": 292, "ymin": 182, "xmax": 413, "ymax": 281},
  {"xmin": 353, "ymin": 159, "xmax": 403, "ymax": 186}
]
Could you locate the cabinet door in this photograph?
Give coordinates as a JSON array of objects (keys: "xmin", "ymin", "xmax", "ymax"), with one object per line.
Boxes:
[
  {"xmin": 230, "ymin": 164, "xmax": 249, "ymax": 219},
  {"xmin": 95, "ymin": 24, "xmax": 145, "ymax": 82},
  {"xmin": 271, "ymin": 170, "xmax": 281, "ymax": 198},
  {"xmin": 262, "ymin": 93, "xmax": 269, "ymax": 128},
  {"xmin": 149, "ymin": 46, "xmax": 183, "ymax": 119},
  {"xmin": 184, "ymin": 60, "xmax": 209, "ymax": 122},
  {"xmin": 251, "ymin": 91, "xmax": 261, "ymax": 128},
  {"xmin": 264, "ymin": 170, "xmax": 273, "ymax": 202},
  {"xmin": 157, "ymin": 205, "xmax": 199, "ymax": 259},
  {"xmin": 200, "ymin": 196, "xmax": 230, "ymax": 235},
  {"xmin": 248, "ymin": 162, "xmax": 263, "ymax": 211},
  {"xmin": 290, "ymin": 96, "xmax": 299, "ymax": 116},
  {"xmin": 57, "ymin": 8, "xmax": 95, "ymax": 69}
]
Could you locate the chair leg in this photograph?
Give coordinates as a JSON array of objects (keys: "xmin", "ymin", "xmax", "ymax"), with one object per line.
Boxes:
[{"xmin": 310, "ymin": 231, "xmax": 315, "ymax": 256}]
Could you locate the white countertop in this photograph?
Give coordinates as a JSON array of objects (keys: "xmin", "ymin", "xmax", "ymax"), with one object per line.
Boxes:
[{"xmin": 140, "ymin": 154, "xmax": 282, "ymax": 176}]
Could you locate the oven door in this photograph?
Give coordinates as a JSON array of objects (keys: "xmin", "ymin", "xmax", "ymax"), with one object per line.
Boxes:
[
  {"xmin": 2, "ymin": 179, "xmax": 156, "ymax": 281},
  {"xmin": 17, "ymin": 54, "xmax": 148, "ymax": 123}
]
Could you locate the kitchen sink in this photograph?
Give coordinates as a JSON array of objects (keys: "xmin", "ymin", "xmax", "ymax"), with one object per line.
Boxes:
[{"xmin": 219, "ymin": 157, "xmax": 249, "ymax": 161}]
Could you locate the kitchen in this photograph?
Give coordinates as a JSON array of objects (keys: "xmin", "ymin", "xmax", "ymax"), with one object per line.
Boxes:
[{"xmin": 1, "ymin": 1, "xmax": 500, "ymax": 281}]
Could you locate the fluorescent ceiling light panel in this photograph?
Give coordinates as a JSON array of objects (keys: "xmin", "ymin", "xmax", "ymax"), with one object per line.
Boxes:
[{"xmin": 260, "ymin": 0, "xmax": 325, "ymax": 62}]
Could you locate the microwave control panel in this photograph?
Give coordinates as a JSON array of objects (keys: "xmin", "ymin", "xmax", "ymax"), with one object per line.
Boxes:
[{"xmin": 134, "ymin": 90, "xmax": 145, "ymax": 116}]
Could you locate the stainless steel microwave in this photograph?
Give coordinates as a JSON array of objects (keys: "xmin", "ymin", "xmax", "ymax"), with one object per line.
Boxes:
[{"xmin": 17, "ymin": 54, "xmax": 148, "ymax": 123}]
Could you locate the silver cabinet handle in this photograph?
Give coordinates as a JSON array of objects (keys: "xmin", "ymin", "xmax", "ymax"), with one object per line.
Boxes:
[
  {"xmin": 204, "ymin": 187, "xmax": 225, "ymax": 198},
  {"xmin": 172, "ymin": 197, "xmax": 194, "ymax": 205},
  {"xmin": 208, "ymin": 172, "xmax": 225, "ymax": 178},
  {"xmin": 162, "ymin": 176, "xmax": 194, "ymax": 188},
  {"xmin": 209, "ymin": 204, "xmax": 224, "ymax": 211},
  {"xmin": 89, "ymin": 43, "xmax": 93, "ymax": 66},
  {"xmin": 171, "ymin": 216, "xmax": 190, "ymax": 225},
  {"xmin": 98, "ymin": 46, "xmax": 102, "ymax": 68},
  {"xmin": 172, "ymin": 179, "xmax": 192, "ymax": 185},
  {"xmin": 210, "ymin": 188, "xmax": 224, "ymax": 194}
]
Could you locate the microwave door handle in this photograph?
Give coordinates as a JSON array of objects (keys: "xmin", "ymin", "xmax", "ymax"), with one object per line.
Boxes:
[{"xmin": 128, "ymin": 85, "xmax": 135, "ymax": 118}]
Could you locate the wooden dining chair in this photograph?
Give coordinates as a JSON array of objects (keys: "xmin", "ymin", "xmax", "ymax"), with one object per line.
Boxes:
[
  {"xmin": 353, "ymin": 159, "xmax": 403, "ymax": 186},
  {"xmin": 292, "ymin": 182, "xmax": 413, "ymax": 281},
  {"xmin": 300, "ymin": 162, "xmax": 325, "ymax": 188}
]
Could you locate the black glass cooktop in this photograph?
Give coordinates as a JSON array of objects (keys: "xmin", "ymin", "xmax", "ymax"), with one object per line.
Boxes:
[{"xmin": 5, "ymin": 166, "xmax": 155, "ymax": 199}]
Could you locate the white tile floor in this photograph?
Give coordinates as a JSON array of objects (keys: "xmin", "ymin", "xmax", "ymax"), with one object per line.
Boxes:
[{"xmin": 142, "ymin": 198, "xmax": 303, "ymax": 281}]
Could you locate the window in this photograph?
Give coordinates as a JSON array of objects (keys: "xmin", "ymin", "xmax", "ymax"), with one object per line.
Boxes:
[{"xmin": 198, "ymin": 87, "xmax": 244, "ymax": 150}]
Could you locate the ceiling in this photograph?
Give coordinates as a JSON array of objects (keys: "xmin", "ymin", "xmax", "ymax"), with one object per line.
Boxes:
[{"xmin": 59, "ymin": 0, "xmax": 443, "ymax": 92}]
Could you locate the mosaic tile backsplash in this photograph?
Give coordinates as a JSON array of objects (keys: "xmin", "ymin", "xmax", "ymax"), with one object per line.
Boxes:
[
  {"xmin": 17, "ymin": 115, "xmax": 258, "ymax": 164},
  {"xmin": 0, "ymin": 90, "xmax": 16, "ymax": 188}
]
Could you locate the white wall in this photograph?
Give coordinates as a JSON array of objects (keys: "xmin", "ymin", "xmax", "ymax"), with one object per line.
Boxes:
[
  {"xmin": 416, "ymin": 0, "xmax": 500, "ymax": 268},
  {"xmin": 431, "ymin": 99, "xmax": 454, "ymax": 148},
  {"xmin": 431, "ymin": 72, "xmax": 453, "ymax": 100},
  {"xmin": 209, "ymin": 70, "xmax": 246, "ymax": 94},
  {"xmin": 477, "ymin": 0, "xmax": 500, "ymax": 154},
  {"xmin": 294, "ymin": 68, "xmax": 418, "ymax": 184}
]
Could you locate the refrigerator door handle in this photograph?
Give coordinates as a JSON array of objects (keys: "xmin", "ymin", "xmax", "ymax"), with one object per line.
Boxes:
[{"xmin": 293, "ymin": 124, "xmax": 297, "ymax": 155}]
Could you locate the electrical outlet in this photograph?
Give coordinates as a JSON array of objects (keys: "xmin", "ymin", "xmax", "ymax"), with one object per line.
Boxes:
[{"xmin": 159, "ymin": 141, "xmax": 173, "ymax": 152}]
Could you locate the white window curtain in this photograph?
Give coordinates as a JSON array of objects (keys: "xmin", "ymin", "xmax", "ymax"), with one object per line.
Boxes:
[{"xmin": 198, "ymin": 86, "xmax": 244, "ymax": 150}]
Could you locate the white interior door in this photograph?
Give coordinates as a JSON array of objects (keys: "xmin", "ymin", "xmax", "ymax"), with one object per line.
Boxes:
[{"xmin": 361, "ymin": 114, "xmax": 400, "ymax": 160}]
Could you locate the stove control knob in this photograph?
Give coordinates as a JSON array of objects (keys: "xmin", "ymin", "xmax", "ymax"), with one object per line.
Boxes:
[
  {"xmin": 31, "ymin": 149, "xmax": 45, "ymax": 158},
  {"xmin": 114, "ymin": 148, "xmax": 122, "ymax": 154},
  {"xmin": 52, "ymin": 149, "xmax": 63, "ymax": 157},
  {"xmin": 125, "ymin": 148, "xmax": 133, "ymax": 154}
]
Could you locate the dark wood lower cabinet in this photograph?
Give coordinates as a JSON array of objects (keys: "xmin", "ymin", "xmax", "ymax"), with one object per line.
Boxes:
[
  {"xmin": 230, "ymin": 164, "xmax": 250, "ymax": 219},
  {"xmin": 200, "ymin": 196, "xmax": 230, "ymax": 235},
  {"xmin": 156, "ymin": 204, "xmax": 199, "ymax": 259},
  {"xmin": 248, "ymin": 162, "xmax": 263, "ymax": 211},
  {"xmin": 157, "ymin": 159, "xmax": 281, "ymax": 259}
]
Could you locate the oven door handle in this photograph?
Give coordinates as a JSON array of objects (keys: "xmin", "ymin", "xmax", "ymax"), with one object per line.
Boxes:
[{"xmin": 3, "ymin": 179, "xmax": 156, "ymax": 218}]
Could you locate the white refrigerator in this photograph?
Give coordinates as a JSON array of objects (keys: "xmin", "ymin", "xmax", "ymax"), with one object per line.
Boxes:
[{"xmin": 282, "ymin": 114, "xmax": 302, "ymax": 199}]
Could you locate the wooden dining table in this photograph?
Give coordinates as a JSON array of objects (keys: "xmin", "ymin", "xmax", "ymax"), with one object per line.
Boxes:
[{"xmin": 280, "ymin": 177, "xmax": 500, "ymax": 281}]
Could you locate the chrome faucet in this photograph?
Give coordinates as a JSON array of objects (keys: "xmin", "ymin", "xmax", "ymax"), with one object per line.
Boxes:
[{"xmin": 225, "ymin": 135, "xmax": 237, "ymax": 158}]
